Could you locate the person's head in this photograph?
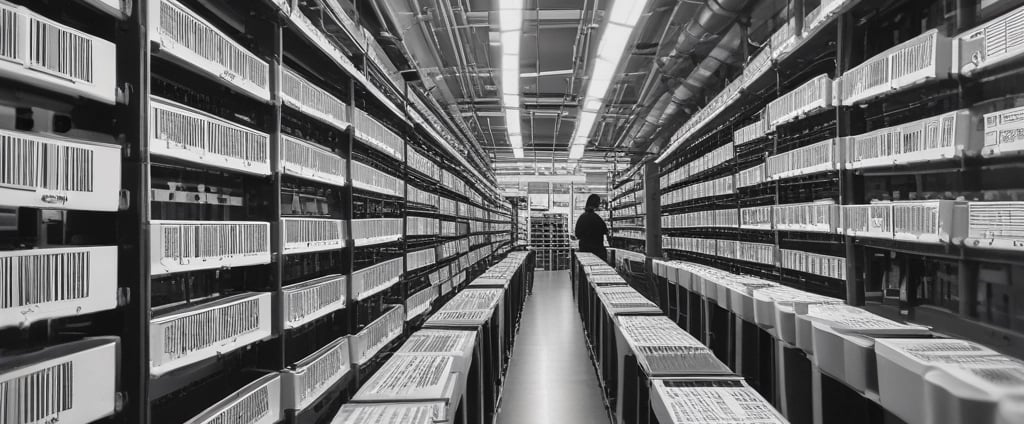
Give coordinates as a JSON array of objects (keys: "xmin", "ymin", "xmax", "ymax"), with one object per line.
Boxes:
[{"xmin": 585, "ymin": 194, "xmax": 601, "ymax": 210}]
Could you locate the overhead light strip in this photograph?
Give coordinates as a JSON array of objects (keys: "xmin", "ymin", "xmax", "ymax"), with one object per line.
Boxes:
[
  {"xmin": 500, "ymin": 0, "xmax": 524, "ymax": 158},
  {"xmin": 568, "ymin": 0, "xmax": 649, "ymax": 160}
]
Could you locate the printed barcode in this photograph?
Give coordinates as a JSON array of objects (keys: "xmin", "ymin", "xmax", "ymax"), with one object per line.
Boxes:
[
  {"xmin": 0, "ymin": 134, "xmax": 95, "ymax": 192},
  {"xmin": 28, "ymin": 18, "xmax": 93, "ymax": 84},
  {"xmin": 0, "ymin": 362, "xmax": 73, "ymax": 423},
  {"xmin": 162, "ymin": 298, "xmax": 261, "ymax": 358},
  {"xmin": 158, "ymin": 0, "xmax": 267, "ymax": 87},
  {"xmin": 1, "ymin": 250, "xmax": 90, "ymax": 309},
  {"xmin": 209, "ymin": 385, "xmax": 269, "ymax": 424}
]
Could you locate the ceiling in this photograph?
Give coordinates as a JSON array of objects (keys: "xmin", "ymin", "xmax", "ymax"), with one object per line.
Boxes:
[{"xmin": 373, "ymin": 0, "xmax": 794, "ymax": 179}]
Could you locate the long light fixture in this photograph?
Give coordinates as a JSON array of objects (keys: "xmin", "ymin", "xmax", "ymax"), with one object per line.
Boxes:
[
  {"xmin": 500, "ymin": 0, "xmax": 524, "ymax": 158},
  {"xmin": 568, "ymin": 0, "xmax": 649, "ymax": 160}
]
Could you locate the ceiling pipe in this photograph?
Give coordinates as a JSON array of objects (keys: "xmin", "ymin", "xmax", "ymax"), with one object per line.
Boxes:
[{"xmin": 616, "ymin": 0, "xmax": 752, "ymax": 150}]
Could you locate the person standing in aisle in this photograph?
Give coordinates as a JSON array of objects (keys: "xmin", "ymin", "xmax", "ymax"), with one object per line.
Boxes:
[{"xmin": 575, "ymin": 194, "xmax": 609, "ymax": 262}]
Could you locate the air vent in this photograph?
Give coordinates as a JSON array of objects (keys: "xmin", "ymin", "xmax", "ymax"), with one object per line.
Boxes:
[
  {"xmin": 846, "ymin": 110, "xmax": 975, "ymax": 169},
  {"xmin": 765, "ymin": 74, "xmax": 833, "ymax": 129},
  {"xmin": 282, "ymin": 274, "xmax": 347, "ymax": 330},
  {"xmin": 737, "ymin": 241, "xmax": 777, "ymax": 266},
  {"xmin": 351, "ymin": 257, "xmax": 403, "ymax": 301},
  {"xmin": 1, "ymin": 246, "xmax": 116, "ymax": 329},
  {"xmin": 0, "ymin": 338, "xmax": 118, "ymax": 424},
  {"xmin": 0, "ymin": 128, "xmax": 121, "ymax": 211},
  {"xmin": 0, "ymin": 2, "xmax": 116, "ymax": 103},
  {"xmin": 352, "ymin": 218, "xmax": 403, "ymax": 246},
  {"xmin": 407, "ymin": 248, "xmax": 437, "ymax": 272},
  {"xmin": 149, "ymin": 0, "xmax": 270, "ymax": 100},
  {"xmin": 766, "ymin": 138, "xmax": 842, "ymax": 180},
  {"xmin": 963, "ymin": 201, "xmax": 1024, "ymax": 251},
  {"xmin": 150, "ymin": 96, "xmax": 271, "ymax": 176},
  {"xmin": 349, "ymin": 305, "xmax": 404, "ymax": 365},
  {"xmin": 282, "ymin": 336, "xmax": 350, "ymax": 412},
  {"xmin": 773, "ymin": 201, "xmax": 841, "ymax": 233},
  {"xmin": 281, "ymin": 67, "xmax": 349, "ymax": 130},
  {"xmin": 843, "ymin": 203, "xmax": 895, "ymax": 239},
  {"xmin": 150, "ymin": 292, "xmax": 272, "ymax": 376},
  {"xmin": 351, "ymin": 161, "xmax": 403, "ymax": 197},
  {"xmin": 982, "ymin": 105, "xmax": 1024, "ymax": 157},
  {"xmin": 892, "ymin": 200, "xmax": 960, "ymax": 244},
  {"xmin": 956, "ymin": 4, "xmax": 1024, "ymax": 75},
  {"xmin": 780, "ymin": 249, "xmax": 845, "ymax": 280},
  {"xmin": 150, "ymin": 220, "xmax": 271, "ymax": 275},
  {"xmin": 281, "ymin": 218, "xmax": 346, "ymax": 255},
  {"xmin": 184, "ymin": 373, "xmax": 281, "ymax": 424},
  {"xmin": 353, "ymin": 108, "xmax": 404, "ymax": 161},
  {"xmin": 740, "ymin": 206, "xmax": 773, "ymax": 230},
  {"xmin": 280, "ymin": 135, "xmax": 346, "ymax": 186},
  {"xmin": 405, "ymin": 286, "xmax": 438, "ymax": 321}
]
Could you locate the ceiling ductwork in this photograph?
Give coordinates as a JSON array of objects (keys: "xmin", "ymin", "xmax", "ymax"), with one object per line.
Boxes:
[{"xmin": 623, "ymin": 0, "xmax": 753, "ymax": 150}]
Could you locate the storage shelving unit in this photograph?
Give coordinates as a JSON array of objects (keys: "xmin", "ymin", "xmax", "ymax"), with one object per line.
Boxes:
[
  {"xmin": 530, "ymin": 213, "xmax": 570, "ymax": 270},
  {"xmin": 651, "ymin": 0, "xmax": 1024, "ymax": 422},
  {"xmin": 0, "ymin": 1, "xmax": 513, "ymax": 423},
  {"xmin": 609, "ymin": 171, "xmax": 647, "ymax": 255}
]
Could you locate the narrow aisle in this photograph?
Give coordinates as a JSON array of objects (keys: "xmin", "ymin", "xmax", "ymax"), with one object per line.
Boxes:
[{"xmin": 497, "ymin": 270, "xmax": 610, "ymax": 424}]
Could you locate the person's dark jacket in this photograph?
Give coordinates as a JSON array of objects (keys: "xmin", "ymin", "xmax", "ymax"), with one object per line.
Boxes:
[{"xmin": 575, "ymin": 209, "xmax": 608, "ymax": 259}]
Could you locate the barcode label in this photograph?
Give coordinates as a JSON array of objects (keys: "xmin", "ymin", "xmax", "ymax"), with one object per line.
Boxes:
[
  {"xmin": 0, "ymin": 362, "xmax": 73, "ymax": 424},
  {"xmin": 207, "ymin": 385, "xmax": 269, "ymax": 424},
  {"xmin": 163, "ymin": 223, "xmax": 269, "ymax": 260},
  {"xmin": 0, "ymin": 132, "xmax": 94, "ymax": 192},
  {"xmin": 161, "ymin": 297, "xmax": 262, "ymax": 359},
  {"xmin": 28, "ymin": 17, "xmax": 93, "ymax": 84},
  {"xmin": 157, "ymin": 0, "xmax": 268, "ymax": 89},
  {"xmin": 0, "ymin": 7, "xmax": 19, "ymax": 62},
  {"xmin": 1, "ymin": 250, "xmax": 89, "ymax": 309}
]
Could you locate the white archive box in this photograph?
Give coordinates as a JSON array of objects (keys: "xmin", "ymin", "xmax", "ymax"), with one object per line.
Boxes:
[
  {"xmin": 649, "ymin": 378, "xmax": 789, "ymax": 424},
  {"xmin": 0, "ymin": 337, "xmax": 119, "ymax": 424},
  {"xmin": 924, "ymin": 361, "xmax": 1024, "ymax": 424},
  {"xmin": 795, "ymin": 304, "xmax": 930, "ymax": 395},
  {"xmin": 350, "ymin": 354, "xmax": 466, "ymax": 424},
  {"xmin": 331, "ymin": 402, "xmax": 444, "ymax": 424},
  {"xmin": 875, "ymin": 338, "xmax": 1017, "ymax": 424}
]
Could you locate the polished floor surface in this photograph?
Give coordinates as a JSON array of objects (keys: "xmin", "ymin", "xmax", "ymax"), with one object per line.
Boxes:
[{"xmin": 496, "ymin": 270, "xmax": 611, "ymax": 424}]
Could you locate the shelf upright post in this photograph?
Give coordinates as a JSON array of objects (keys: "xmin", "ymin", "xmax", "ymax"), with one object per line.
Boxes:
[
  {"xmin": 346, "ymin": 65, "xmax": 358, "ymax": 340},
  {"xmin": 259, "ymin": 13, "xmax": 285, "ymax": 369},
  {"xmin": 955, "ymin": 0, "xmax": 979, "ymax": 319},
  {"xmin": 645, "ymin": 161, "xmax": 662, "ymax": 260},
  {"xmin": 836, "ymin": 10, "xmax": 864, "ymax": 306},
  {"xmin": 116, "ymin": 0, "xmax": 151, "ymax": 421}
]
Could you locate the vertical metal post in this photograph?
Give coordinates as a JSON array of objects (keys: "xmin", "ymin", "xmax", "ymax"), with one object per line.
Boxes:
[
  {"xmin": 264, "ymin": 16, "xmax": 285, "ymax": 370},
  {"xmin": 116, "ymin": 0, "xmax": 151, "ymax": 421},
  {"xmin": 836, "ymin": 11, "xmax": 864, "ymax": 306},
  {"xmin": 644, "ymin": 161, "xmax": 662, "ymax": 259}
]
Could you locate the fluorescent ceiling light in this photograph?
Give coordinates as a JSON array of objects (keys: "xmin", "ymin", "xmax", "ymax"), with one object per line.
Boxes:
[
  {"xmin": 569, "ymin": 144, "xmax": 586, "ymax": 160},
  {"xmin": 608, "ymin": 0, "xmax": 647, "ymax": 26},
  {"xmin": 509, "ymin": 134, "xmax": 523, "ymax": 149},
  {"xmin": 501, "ymin": 0, "xmax": 522, "ymax": 154},
  {"xmin": 500, "ymin": 31, "xmax": 520, "ymax": 55},
  {"xmin": 506, "ymin": 110, "xmax": 521, "ymax": 134},
  {"xmin": 567, "ymin": 0, "xmax": 648, "ymax": 158}
]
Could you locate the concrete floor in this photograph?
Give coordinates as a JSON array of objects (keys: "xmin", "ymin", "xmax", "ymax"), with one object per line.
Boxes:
[{"xmin": 496, "ymin": 270, "xmax": 611, "ymax": 424}]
